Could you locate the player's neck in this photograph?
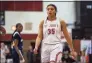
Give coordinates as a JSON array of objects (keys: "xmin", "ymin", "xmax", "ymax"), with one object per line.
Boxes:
[
  {"xmin": 47, "ymin": 16, "xmax": 56, "ymax": 21},
  {"xmin": 16, "ymin": 30, "xmax": 20, "ymax": 33}
]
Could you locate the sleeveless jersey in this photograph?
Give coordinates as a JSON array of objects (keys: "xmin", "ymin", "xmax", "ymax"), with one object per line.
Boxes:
[
  {"xmin": 12, "ymin": 31, "xmax": 23, "ymax": 51},
  {"xmin": 42, "ymin": 18, "xmax": 62, "ymax": 44}
]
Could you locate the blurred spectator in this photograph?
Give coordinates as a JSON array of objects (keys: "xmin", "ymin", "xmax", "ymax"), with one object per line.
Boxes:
[
  {"xmin": 1, "ymin": 42, "xmax": 10, "ymax": 63},
  {"xmin": 80, "ymin": 39, "xmax": 91, "ymax": 63},
  {"xmin": 77, "ymin": 51, "xmax": 81, "ymax": 63},
  {"xmin": 6, "ymin": 45, "xmax": 13, "ymax": 63},
  {"xmin": 27, "ymin": 43, "xmax": 34, "ymax": 63},
  {"xmin": 80, "ymin": 49, "xmax": 86, "ymax": 63},
  {"xmin": 62, "ymin": 42, "xmax": 76, "ymax": 63},
  {"xmin": 85, "ymin": 41, "xmax": 92, "ymax": 63}
]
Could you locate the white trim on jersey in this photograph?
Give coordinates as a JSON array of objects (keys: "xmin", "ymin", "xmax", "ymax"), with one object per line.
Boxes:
[
  {"xmin": 13, "ymin": 31, "xmax": 19, "ymax": 37},
  {"xmin": 13, "ymin": 31, "xmax": 21, "ymax": 38}
]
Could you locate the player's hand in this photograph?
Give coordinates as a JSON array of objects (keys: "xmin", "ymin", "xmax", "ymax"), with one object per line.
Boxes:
[
  {"xmin": 19, "ymin": 55, "xmax": 23, "ymax": 60},
  {"xmin": 20, "ymin": 57, "xmax": 25, "ymax": 63},
  {"xmin": 19, "ymin": 55, "xmax": 25, "ymax": 63},
  {"xmin": 33, "ymin": 47, "xmax": 38, "ymax": 54},
  {"xmin": 70, "ymin": 50, "xmax": 77, "ymax": 59}
]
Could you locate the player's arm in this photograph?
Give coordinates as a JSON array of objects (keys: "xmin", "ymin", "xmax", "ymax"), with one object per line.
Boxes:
[
  {"xmin": 34, "ymin": 20, "xmax": 44, "ymax": 50},
  {"xmin": 13, "ymin": 39, "xmax": 23, "ymax": 59},
  {"xmin": 61, "ymin": 20, "xmax": 74, "ymax": 51}
]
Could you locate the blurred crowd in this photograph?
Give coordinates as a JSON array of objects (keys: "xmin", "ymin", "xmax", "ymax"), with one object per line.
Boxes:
[{"xmin": 0, "ymin": 42, "xmax": 91, "ymax": 63}]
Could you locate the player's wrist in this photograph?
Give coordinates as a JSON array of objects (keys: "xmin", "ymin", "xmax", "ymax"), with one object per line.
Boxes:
[
  {"xmin": 70, "ymin": 45, "xmax": 74, "ymax": 51},
  {"xmin": 35, "ymin": 46, "xmax": 38, "ymax": 50},
  {"xmin": 70, "ymin": 48, "xmax": 74, "ymax": 52}
]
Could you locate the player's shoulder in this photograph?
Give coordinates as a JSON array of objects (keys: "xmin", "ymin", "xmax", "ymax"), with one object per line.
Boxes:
[
  {"xmin": 40, "ymin": 20, "xmax": 44, "ymax": 24},
  {"xmin": 39, "ymin": 20, "xmax": 44, "ymax": 28},
  {"xmin": 59, "ymin": 18, "xmax": 66, "ymax": 25},
  {"xmin": 13, "ymin": 31, "xmax": 19, "ymax": 37},
  {"xmin": 39, "ymin": 20, "xmax": 44, "ymax": 25}
]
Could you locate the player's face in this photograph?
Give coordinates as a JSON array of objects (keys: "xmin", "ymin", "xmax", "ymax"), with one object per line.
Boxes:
[
  {"xmin": 47, "ymin": 6, "xmax": 56, "ymax": 17},
  {"xmin": 18, "ymin": 24, "xmax": 23, "ymax": 32}
]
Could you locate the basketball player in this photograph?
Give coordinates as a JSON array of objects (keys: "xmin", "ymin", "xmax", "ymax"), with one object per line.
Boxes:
[
  {"xmin": 34, "ymin": 4, "xmax": 75, "ymax": 63},
  {"xmin": 11, "ymin": 23, "xmax": 25, "ymax": 63}
]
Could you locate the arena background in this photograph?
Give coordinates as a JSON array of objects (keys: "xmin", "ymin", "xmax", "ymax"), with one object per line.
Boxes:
[{"xmin": 1, "ymin": 0, "xmax": 91, "ymax": 63}]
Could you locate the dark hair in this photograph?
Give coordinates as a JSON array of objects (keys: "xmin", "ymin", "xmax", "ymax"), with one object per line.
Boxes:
[
  {"xmin": 13, "ymin": 23, "xmax": 22, "ymax": 32},
  {"xmin": 16, "ymin": 23, "xmax": 22, "ymax": 28},
  {"xmin": 47, "ymin": 4, "xmax": 57, "ymax": 12},
  {"xmin": 12, "ymin": 23, "xmax": 22, "ymax": 40}
]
